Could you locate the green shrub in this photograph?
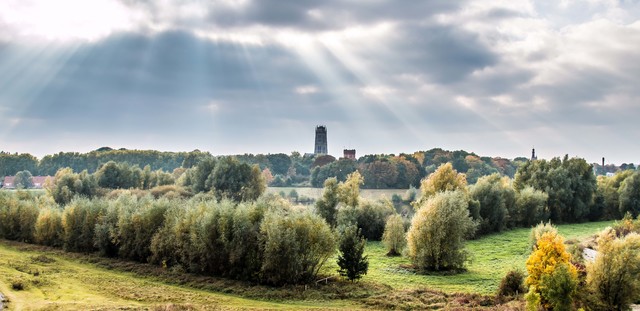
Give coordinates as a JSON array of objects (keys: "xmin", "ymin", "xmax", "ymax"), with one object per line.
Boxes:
[
  {"xmin": 11, "ymin": 277, "xmax": 27, "ymax": 291},
  {"xmin": 34, "ymin": 207, "xmax": 64, "ymax": 247},
  {"xmin": 113, "ymin": 195, "xmax": 171, "ymax": 262},
  {"xmin": 355, "ymin": 200, "xmax": 394, "ymax": 240},
  {"xmin": 515, "ymin": 186, "xmax": 548, "ymax": 227},
  {"xmin": 539, "ymin": 263, "xmax": 577, "ymax": 311},
  {"xmin": 0, "ymin": 192, "xmax": 40, "ymax": 242},
  {"xmin": 524, "ymin": 288, "xmax": 541, "ymax": 311},
  {"xmin": 260, "ymin": 209, "xmax": 336, "ymax": 285},
  {"xmin": 61, "ymin": 198, "xmax": 107, "ymax": 252},
  {"xmin": 382, "ymin": 214, "xmax": 406, "ymax": 256},
  {"xmin": 587, "ymin": 229, "xmax": 640, "ymax": 310},
  {"xmin": 497, "ymin": 269, "xmax": 526, "ymax": 297},
  {"xmin": 315, "ymin": 177, "xmax": 339, "ymax": 227},
  {"xmin": 470, "ymin": 173, "xmax": 516, "ymax": 235},
  {"xmin": 407, "ymin": 190, "xmax": 476, "ymax": 271}
]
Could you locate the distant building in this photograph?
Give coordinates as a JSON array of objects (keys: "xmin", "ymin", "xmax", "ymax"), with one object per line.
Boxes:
[
  {"xmin": 314, "ymin": 126, "xmax": 328, "ymax": 155},
  {"xmin": 32, "ymin": 176, "xmax": 48, "ymax": 188},
  {"xmin": 2, "ymin": 176, "xmax": 14, "ymax": 189},
  {"xmin": 2, "ymin": 176, "xmax": 50, "ymax": 189},
  {"xmin": 343, "ymin": 149, "xmax": 356, "ymax": 160}
]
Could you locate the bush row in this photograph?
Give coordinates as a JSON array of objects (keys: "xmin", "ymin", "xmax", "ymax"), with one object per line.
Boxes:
[{"xmin": 0, "ymin": 192, "xmax": 335, "ymax": 285}]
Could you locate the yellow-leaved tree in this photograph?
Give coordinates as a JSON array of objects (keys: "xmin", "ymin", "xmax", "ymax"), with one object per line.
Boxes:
[{"xmin": 525, "ymin": 231, "xmax": 578, "ymax": 310}]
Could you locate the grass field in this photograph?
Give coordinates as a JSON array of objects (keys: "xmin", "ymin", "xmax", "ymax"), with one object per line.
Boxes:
[
  {"xmin": 0, "ymin": 220, "xmax": 613, "ymax": 310},
  {"xmin": 0, "ymin": 242, "xmax": 360, "ymax": 310},
  {"xmin": 329, "ymin": 220, "xmax": 614, "ymax": 295}
]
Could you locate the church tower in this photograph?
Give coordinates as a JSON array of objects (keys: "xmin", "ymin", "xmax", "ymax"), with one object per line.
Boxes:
[
  {"xmin": 531, "ymin": 148, "xmax": 537, "ymax": 161},
  {"xmin": 314, "ymin": 126, "xmax": 328, "ymax": 155}
]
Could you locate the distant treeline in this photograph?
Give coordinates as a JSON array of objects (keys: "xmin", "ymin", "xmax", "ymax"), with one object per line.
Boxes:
[
  {"xmin": 2, "ymin": 147, "xmax": 635, "ymax": 189},
  {"xmin": 0, "ymin": 148, "xmax": 192, "ymax": 176}
]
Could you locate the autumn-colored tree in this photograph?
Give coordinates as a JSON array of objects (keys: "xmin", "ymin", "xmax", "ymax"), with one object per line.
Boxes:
[
  {"xmin": 262, "ymin": 168, "xmax": 274, "ymax": 185},
  {"xmin": 338, "ymin": 171, "xmax": 364, "ymax": 208},
  {"xmin": 413, "ymin": 163, "xmax": 467, "ymax": 208},
  {"xmin": 525, "ymin": 231, "xmax": 578, "ymax": 310}
]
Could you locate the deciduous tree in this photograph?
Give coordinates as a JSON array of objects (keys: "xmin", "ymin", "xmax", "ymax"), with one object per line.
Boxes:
[{"xmin": 407, "ymin": 190, "xmax": 476, "ymax": 271}]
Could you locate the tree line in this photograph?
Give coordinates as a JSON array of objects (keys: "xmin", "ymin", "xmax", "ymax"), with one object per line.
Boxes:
[{"xmin": 2, "ymin": 147, "xmax": 544, "ymax": 189}]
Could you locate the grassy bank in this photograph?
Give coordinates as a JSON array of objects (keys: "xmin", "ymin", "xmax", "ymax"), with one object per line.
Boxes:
[
  {"xmin": 0, "ymin": 242, "xmax": 359, "ymax": 310},
  {"xmin": 0, "ymin": 220, "xmax": 613, "ymax": 309}
]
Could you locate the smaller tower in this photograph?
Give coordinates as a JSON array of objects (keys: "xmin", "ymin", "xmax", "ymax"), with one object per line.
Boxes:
[{"xmin": 343, "ymin": 149, "xmax": 356, "ymax": 160}]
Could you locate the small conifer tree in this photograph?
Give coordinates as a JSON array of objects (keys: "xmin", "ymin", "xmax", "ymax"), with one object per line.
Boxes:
[{"xmin": 337, "ymin": 225, "xmax": 369, "ymax": 282}]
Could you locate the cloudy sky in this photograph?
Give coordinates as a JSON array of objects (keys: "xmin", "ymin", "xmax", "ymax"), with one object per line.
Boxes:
[{"xmin": 1, "ymin": 0, "xmax": 639, "ymax": 164}]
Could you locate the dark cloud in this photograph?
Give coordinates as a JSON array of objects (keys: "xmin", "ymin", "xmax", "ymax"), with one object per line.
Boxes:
[{"xmin": 119, "ymin": 0, "xmax": 464, "ymax": 31}]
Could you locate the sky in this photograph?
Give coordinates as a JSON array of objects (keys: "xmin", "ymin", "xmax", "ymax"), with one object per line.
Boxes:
[{"xmin": 1, "ymin": 0, "xmax": 639, "ymax": 164}]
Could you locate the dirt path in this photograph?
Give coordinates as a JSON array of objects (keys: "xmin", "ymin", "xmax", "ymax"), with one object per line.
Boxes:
[{"xmin": 0, "ymin": 292, "xmax": 5, "ymax": 310}]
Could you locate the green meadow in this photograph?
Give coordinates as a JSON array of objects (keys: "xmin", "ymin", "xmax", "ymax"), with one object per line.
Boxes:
[{"xmin": 0, "ymin": 221, "xmax": 613, "ymax": 310}]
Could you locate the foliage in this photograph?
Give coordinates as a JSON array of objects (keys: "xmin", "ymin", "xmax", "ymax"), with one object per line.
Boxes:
[
  {"xmin": 46, "ymin": 168, "xmax": 99, "ymax": 204},
  {"xmin": 315, "ymin": 177, "xmax": 340, "ymax": 227},
  {"xmin": 413, "ymin": 163, "xmax": 467, "ymax": 208},
  {"xmin": 497, "ymin": 269, "xmax": 526, "ymax": 297},
  {"xmin": 359, "ymin": 160, "xmax": 398, "ymax": 189},
  {"xmin": 113, "ymin": 195, "xmax": 171, "ymax": 262},
  {"xmin": 514, "ymin": 156, "xmax": 596, "ymax": 223},
  {"xmin": 470, "ymin": 173, "xmax": 516, "ymax": 234},
  {"xmin": 34, "ymin": 206, "xmax": 64, "ymax": 247},
  {"xmin": 610, "ymin": 212, "xmax": 640, "ymax": 237},
  {"xmin": 525, "ymin": 231, "xmax": 577, "ymax": 309},
  {"xmin": 148, "ymin": 196, "xmax": 335, "ymax": 285},
  {"xmin": 337, "ymin": 225, "xmax": 369, "ymax": 282},
  {"xmin": 515, "ymin": 186, "xmax": 548, "ymax": 227},
  {"xmin": 587, "ymin": 229, "xmax": 640, "ymax": 311},
  {"xmin": 354, "ymin": 199, "xmax": 394, "ymax": 240},
  {"xmin": 96, "ymin": 161, "xmax": 142, "ymax": 189},
  {"xmin": 260, "ymin": 208, "xmax": 336, "ymax": 285},
  {"xmin": 187, "ymin": 157, "xmax": 217, "ymax": 192},
  {"xmin": 524, "ymin": 287, "xmax": 542, "ymax": 311},
  {"xmin": 597, "ymin": 170, "xmax": 635, "ymax": 220},
  {"xmin": 266, "ymin": 153, "xmax": 292, "ymax": 176},
  {"xmin": 407, "ymin": 190, "xmax": 476, "ymax": 271},
  {"xmin": 529, "ymin": 221, "xmax": 558, "ymax": 251},
  {"xmin": 310, "ymin": 158, "xmax": 356, "ymax": 187},
  {"xmin": 382, "ymin": 214, "xmax": 406, "ymax": 256},
  {"xmin": 618, "ymin": 171, "xmax": 640, "ymax": 217},
  {"xmin": 61, "ymin": 197, "xmax": 108, "ymax": 252},
  {"xmin": 0, "ymin": 152, "xmax": 38, "ymax": 177},
  {"xmin": 538, "ymin": 262, "xmax": 577, "ymax": 311},
  {"xmin": 208, "ymin": 157, "xmax": 265, "ymax": 202},
  {"xmin": 14, "ymin": 170, "xmax": 34, "ymax": 189},
  {"xmin": 338, "ymin": 171, "xmax": 364, "ymax": 208},
  {"xmin": 0, "ymin": 192, "xmax": 40, "ymax": 242}
]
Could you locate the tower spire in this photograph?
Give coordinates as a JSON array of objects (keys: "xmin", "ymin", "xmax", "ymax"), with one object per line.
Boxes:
[{"xmin": 531, "ymin": 147, "xmax": 537, "ymax": 161}]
